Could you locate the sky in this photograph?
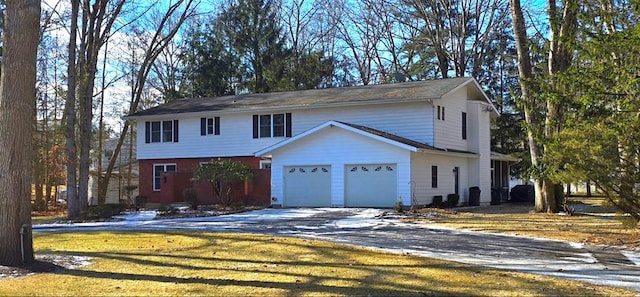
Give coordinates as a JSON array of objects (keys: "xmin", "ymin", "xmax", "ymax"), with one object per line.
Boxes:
[{"xmin": 38, "ymin": 0, "xmax": 552, "ymax": 138}]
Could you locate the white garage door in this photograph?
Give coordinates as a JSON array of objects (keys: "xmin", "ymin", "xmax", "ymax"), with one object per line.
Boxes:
[
  {"xmin": 345, "ymin": 164, "xmax": 398, "ymax": 207},
  {"xmin": 284, "ymin": 165, "xmax": 331, "ymax": 207}
]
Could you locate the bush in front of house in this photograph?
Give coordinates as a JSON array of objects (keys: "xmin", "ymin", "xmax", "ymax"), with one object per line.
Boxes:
[
  {"xmin": 157, "ymin": 205, "xmax": 180, "ymax": 216},
  {"xmin": 394, "ymin": 200, "xmax": 404, "ymax": 213},
  {"xmin": 192, "ymin": 159, "xmax": 254, "ymax": 207},
  {"xmin": 183, "ymin": 188, "xmax": 198, "ymax": 210},
  {"xmin": 83, "ymin": 203, "xmax": 127, "ymax": 220}
]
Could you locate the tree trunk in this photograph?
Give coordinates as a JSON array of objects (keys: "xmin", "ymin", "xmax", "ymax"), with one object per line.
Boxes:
[
  {"xmin": 65, "ymin": 0, "xmax": 80, "ymax": 219},
  {"xmin": 508, "ymin": 0, "xmax": 549, "ymax": 212},
  {"xmin": 0, "ymin": 0, "xmax": 40, "ymax": 266}
]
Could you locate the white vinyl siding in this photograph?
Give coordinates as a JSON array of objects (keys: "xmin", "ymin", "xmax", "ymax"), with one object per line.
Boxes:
[
  {"xmin": 291, "ymin": 103, "xmax": 434, "ymax": 145},
  {"xmin": 434, "ymin": 88, "xmax": 469, "ymax": 151},
  {"xmin": 268, "ymin": 127, "xmax": 411, "ymax": 207},
  {"xmin": 137, "ymin": 102, "xmax": 434, "ymax": 160},
  {"xmin": 410, "ymin": 153, "xmax": 470, "ymax": 206}
]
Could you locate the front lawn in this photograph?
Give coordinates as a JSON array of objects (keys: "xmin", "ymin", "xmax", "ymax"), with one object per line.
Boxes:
[
  {"xmin": 0, "ymin": 231, "xmax": 634, "ymax": 296},
  {"xmin": 406, "ymin": 198, "xmax": 640, "ymax": 249}
]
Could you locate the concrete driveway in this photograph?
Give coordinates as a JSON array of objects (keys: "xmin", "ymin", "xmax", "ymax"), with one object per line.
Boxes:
[{"xmin": 34, "ymin": 208, "xmax": 640, "ymax": 292}]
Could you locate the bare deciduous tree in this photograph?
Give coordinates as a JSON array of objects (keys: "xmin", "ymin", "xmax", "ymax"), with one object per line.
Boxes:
[
  {"xmin": 0, "ymin": 0, "xmax": 41, "ymax": 266},
  {"xmin": 99, "ymin": 0, "xmax": 198, "ymax": 204}
]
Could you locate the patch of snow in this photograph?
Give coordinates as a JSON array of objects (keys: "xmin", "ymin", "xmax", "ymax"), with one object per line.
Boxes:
[
  {"xmin": 114, "ymin": 210, "xmax": 156, "ymax": 221},
  {"xmin": 621, "ymin": 251, "xmax": 640, "ymax": 266},
  {"xmin": 568, "ymin": 242, "xmax": 584, "ymax": 249},
  {"xmin": 39, "ymin": 254, "xmax": 92, "ymax": 270}
]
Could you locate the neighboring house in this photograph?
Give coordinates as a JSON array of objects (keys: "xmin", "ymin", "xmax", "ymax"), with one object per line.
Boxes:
[
  {"xmin": 88, "ymin": 137, "xmax": 139, "ymax": 205},
  {"xmin": 126, "ymin": 77, "xmax": 508, "ymax": 208}
]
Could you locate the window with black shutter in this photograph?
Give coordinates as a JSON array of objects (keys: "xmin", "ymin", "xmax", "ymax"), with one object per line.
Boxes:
[
  {"xmin": 201, "ymin": 117, "xmax": 221, "ymax": 136},
  {"xmin": 253, "ymin": 113, "xmax": 292, "ymax": 138},
  {"xmin": 145, "ymin": 120, "xmax": 178, "ymax": 143}
]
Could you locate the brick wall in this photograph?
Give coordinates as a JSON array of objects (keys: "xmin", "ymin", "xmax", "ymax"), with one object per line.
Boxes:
[{"xmin": 138, "ymin": 157, "xmax": 270, "ymax": 207}]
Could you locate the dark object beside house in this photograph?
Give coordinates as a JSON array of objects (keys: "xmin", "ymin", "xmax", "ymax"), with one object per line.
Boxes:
[
  {"xmin": 134, "ymin": 195, "xmax": 147, "ymax": 210},
  {"xmin": 491, "ymin": 188, "xmax": 501, "ymax": 205},
  {"xmin": 510, "ymin": 185, "xmax": 534, "ymax": 203},
  {"xmin": 469, "ymin": 186, "xmax": 481, "ymax": 206}
]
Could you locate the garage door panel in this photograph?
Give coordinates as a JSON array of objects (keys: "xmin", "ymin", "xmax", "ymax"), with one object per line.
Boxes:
[
  {"xmin": 284, "ymin": 165, "xmax": 331, "ymax": 207},
  {"xmin": 345, "ymin": 164, "xmax": 397, "ymax": 207}
]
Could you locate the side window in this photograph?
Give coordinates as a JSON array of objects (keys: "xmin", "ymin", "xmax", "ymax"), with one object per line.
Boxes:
[
  {"xmin": 431, "ymin": 166, "xmax": 438, "ymax": 188},
  {"xmin": 462, "ymin": 112, "xmax": 467, "ymax": 140}
]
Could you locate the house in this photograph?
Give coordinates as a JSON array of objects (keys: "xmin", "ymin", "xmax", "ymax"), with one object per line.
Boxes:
[
  {"xmin": 125, "ymin": 77, "xmax": 505, "ymax": 208},
  {"xmin": 88, "ymin": 137, "xmax": 139, "ymax": 205}
]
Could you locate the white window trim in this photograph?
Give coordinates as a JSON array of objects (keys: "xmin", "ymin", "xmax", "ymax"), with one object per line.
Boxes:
[
  {"xmin": 153, "ymin": 163, "xmax": 177, "ymax": 191},
  {"xmin": 258, "ymin": 113, "xmax": 287, "ymax": 138},
  {"xmin": 150, "ymin": 120, "xmax": 176, "ymax": 143},
  {"xmin": 259, "ymin": 160, "xmax": 272, "ymax": 169}
]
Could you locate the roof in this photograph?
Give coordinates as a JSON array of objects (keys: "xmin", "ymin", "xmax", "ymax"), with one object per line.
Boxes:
[
  {"xmin": 490, "ymin": 151, "xmax": 521, "ymax": 162},
  {"xmin": 126, "ymin": 77, "xmax": 491, "ymax": 119},
  {"xmin": 255, "ymin": 121, "xmax": 478, "ymax": 157}
]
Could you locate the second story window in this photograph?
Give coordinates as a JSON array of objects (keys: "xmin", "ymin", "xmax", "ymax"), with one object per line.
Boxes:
[
  {"xmin": 259, "ymin": 114, "xmax": 272, "ymax": 137},
  {"xmin": 200, "ymin": 117, "xmax": 220, "ymax": 136},
  {"xmin": 253, "ymin": 113, "xmax": 292, "ymax": 138},
  {"xmin": 145, "ymin": 120, "xmax": 179, "ymax": 143}
]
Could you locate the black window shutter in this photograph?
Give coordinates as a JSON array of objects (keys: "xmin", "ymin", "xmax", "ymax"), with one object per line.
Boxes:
[
  {"xmin": 285, "ymin": 113, "xmax": 292, "ymax": 137},
  {"xmin": 145, "ymin": 121, "xmax": 150, "ymax": 143},
  {"xmin": 173, "ymin": 120, "xmax": 179, "ymax": 142},
  {"xmin": 252, "ymin": 115, "xmax": 259, "ymax": 138},
  {"xmin": 200, "ymin": 118, "xmax": 206, "ymax": 136},
  {"xmin": 214, "ymin": 117, "xmax": 220, "ymax": 135}
]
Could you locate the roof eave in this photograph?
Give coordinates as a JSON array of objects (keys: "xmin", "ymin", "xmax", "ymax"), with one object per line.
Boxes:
[
  {"xmin": 126, "ymin": 97, "xmax": 438, "ymax": 120},
  {"xmin": 255, "ymin": 121, "xmax": 419, "ymax": 156}
]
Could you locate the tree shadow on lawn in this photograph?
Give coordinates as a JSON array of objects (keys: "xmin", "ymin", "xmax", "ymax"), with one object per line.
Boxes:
[
  {"xmin": 28, "ymin": 232, "xmax": 598, "ymax": 297},
  {"xmin": 40, "ymin": 250, "xmax": 587, "ymax": 297}
]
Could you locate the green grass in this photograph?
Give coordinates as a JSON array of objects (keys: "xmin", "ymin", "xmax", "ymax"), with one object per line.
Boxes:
[{"xmin": 0, "ymin": 231, "xmax": 635, "ymax": 296}]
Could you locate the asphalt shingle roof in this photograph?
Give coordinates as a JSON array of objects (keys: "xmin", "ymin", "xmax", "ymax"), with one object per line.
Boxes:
[
  {"xmin": 127, "ymin": 77, "xmax": 476, "ymax": 118},
  {"xmin": 337, "ymin": 121, "xmax": 477, "ymax": 155}
]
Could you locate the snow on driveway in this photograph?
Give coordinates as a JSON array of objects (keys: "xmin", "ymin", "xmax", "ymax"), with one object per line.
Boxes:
[{"xmin": 33, "ymin": 208, "xmax": 640, "ymax": 292}]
